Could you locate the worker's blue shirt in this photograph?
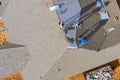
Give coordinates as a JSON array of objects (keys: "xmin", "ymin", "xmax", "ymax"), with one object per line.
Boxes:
[{"xmin": 79, "ymin": 38, "xmax": 88, "ymax": 46}]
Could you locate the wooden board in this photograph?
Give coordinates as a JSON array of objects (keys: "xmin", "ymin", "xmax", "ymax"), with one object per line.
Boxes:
[
  {"xmin": 0, "ymin": 18, "xmax": 5, "ymax": 29},
  {"xmin": 113, "ymin": 66, "xmax": 120, "ymax": 80},
  {"xmin": 64, "ymin": 73, "xmax": 85, "ymax": 80},
  {"xmin": 0, "ymin": 31, "xmax": 9, "ymax": 46}
]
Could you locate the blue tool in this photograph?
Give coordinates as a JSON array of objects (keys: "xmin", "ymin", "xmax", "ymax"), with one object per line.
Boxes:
[{"xmin": 79, "ymin": 38, "xmax": 88, "ymax": 46}]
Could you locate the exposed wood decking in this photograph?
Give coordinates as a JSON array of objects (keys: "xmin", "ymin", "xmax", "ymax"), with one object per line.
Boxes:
[
  {"xmin": 0, "ymin": 72, "xmax": 23, "ymax": 80},
  {"xmin": 0, "ymin": 18, "xmax": 9, "ymax": 46}
]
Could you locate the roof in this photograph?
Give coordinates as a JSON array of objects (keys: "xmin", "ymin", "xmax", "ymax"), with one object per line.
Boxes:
[
  {"xmin": 1, "ymin": 0, "xmax": 67, "ymax": 79},
  {"xmin": 0, "ymin": 44, "xmax": 29, "ymax": 78},
  {"xmin": 55, "ymin": 0, "xmax": 81, "ymax": 27},
  {"xmin": 42, "ymin": 0, "xmax": 120, "ymax": 80},
  {"xmin": 1, "ymin": 0, "xmax": 120, "ymax": 80}
]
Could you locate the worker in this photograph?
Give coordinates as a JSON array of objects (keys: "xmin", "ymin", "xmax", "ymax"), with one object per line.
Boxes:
[
  {"xmin": 74, "ymin": 23, "xmax": 83, "ymax": 29},
  {"xmin": 79, "ymin": 38, "xmax": 88, "ymax": 46},
  {"xmin": 58, "ymin": 21, "xmax": 65, "ymax": 30}
]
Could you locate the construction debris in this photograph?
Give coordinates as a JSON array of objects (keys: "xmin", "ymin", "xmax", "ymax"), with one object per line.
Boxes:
[
  {"xmin": 114, "ymin": 16, "xmax": 119, "ymax": 22},
  {"xmin": 85, "ymin": 65, "xmax": 117, "ymax": 80},
  {"xmin": 108, "ymin": 27, "xmax": 115, "ymax": 32}
]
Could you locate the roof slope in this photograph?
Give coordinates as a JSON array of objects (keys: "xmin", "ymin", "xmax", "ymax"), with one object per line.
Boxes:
[
  {"xmin": 1, "ymin": 0, "xmax": 120, "ymax": 80},
  {"xmin": 0, "ymin": 44, "xmax": 29, "ymax": 78},
  {"xmin": 1, "ymin": 0, "xmax": 67, "ymax": 80},
  {"xmin": 55, "ymin": 0, "xmax": 81, "ymax": 27}
]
